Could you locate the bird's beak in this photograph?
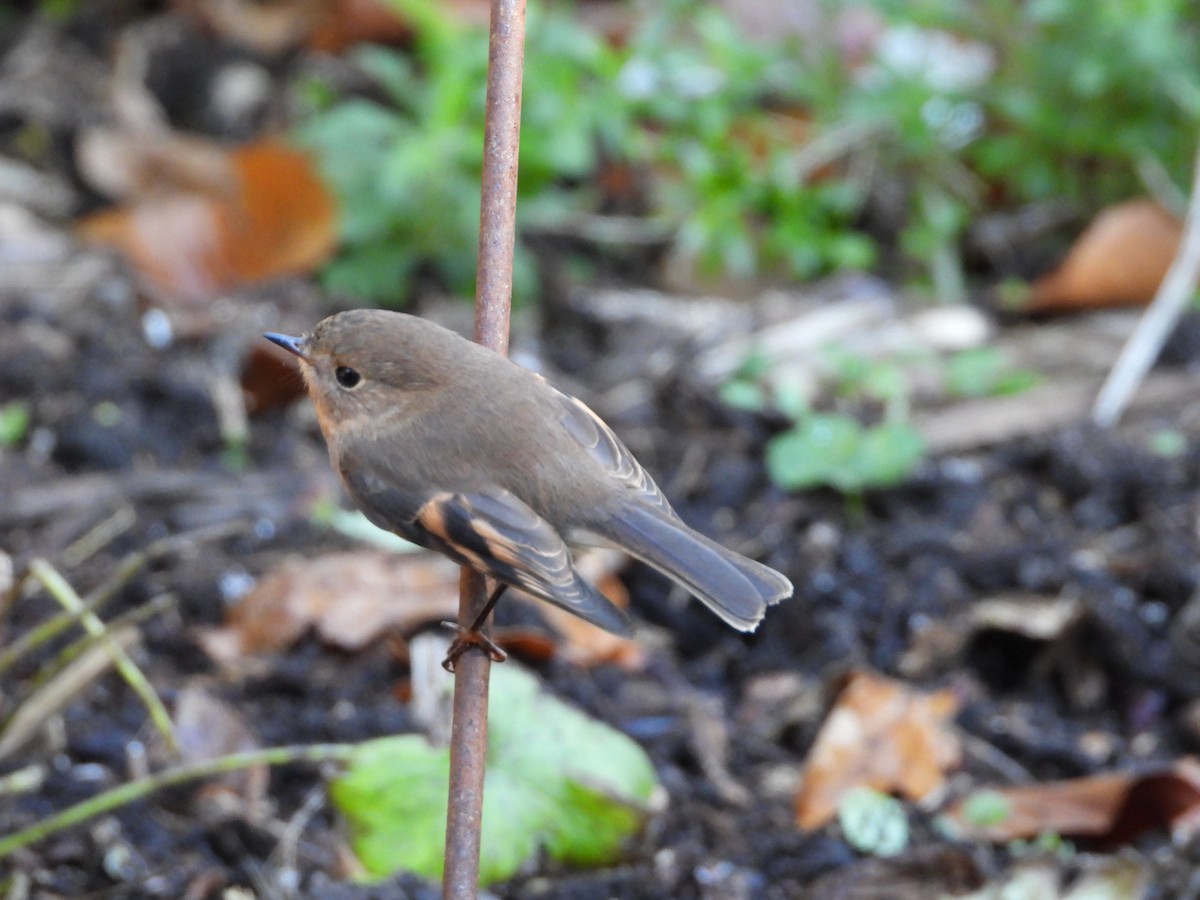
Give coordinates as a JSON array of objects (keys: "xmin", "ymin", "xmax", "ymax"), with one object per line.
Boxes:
[{"xmin": 264, "ymin": 332, "xmax": 309, "ymax": 361}]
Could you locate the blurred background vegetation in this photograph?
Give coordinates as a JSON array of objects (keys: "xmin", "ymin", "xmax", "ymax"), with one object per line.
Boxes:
[{"xmin": 295, "ymin": 0, "xmax": 1200, "ymax": 306}]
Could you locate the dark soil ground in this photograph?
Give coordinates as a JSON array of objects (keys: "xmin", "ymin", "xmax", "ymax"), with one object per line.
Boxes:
[{"xmin": 4, "ymin": 5, "xmax": 1200, "ymax": 900}]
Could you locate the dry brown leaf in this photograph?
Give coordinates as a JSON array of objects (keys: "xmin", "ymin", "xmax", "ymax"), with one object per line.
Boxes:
[
  {"xmin": 78, "ymin": 139, "xmax": 337, "ymax": 301},
  {"xmin": 534, "ymin": 606, "xmax": 646, "ymax": 670},
  {"xmin": 969, "ymin": 593, "xmax": 1084, "ymax": 640},
  {"xmin": 224, "ymin": 141, "xmax": 338, "ymax": 279},
  {"xmin": 900, "ymin": 592, "xmax": 1084, "ymax": 678},
  {"xmin": 77, "ymin": 127, "xmax": 234, "ymax": 201},
  {"xmin": 487, "ymin": 629, "xmax": 558, "ymax": 664},
  {"xmin": 309, "ymin": 0, "xmax": 418, "ymax": 52},
  {"xmin": 1025, "ymin": 199, "xmax": 1183, "ymax": 311},
  {"xmin": 943, "ymin": 758, "xmax": 1200, "ymax": 847},
  {"xmin": 177, "ymin": 0, "xmax": 472, "ymax": 54},
  {"xmin": 795, "ymin": 670, "xmax": 961, "ymax": 829},
  {"xmin": 200, "ymin": 543, "xmax": 646, "ymax": 669},
  {"xmin": 198, "ymin": 551, "xmax": 460, "ymax": 666},
  {"xmin": 176, "ymin": 683, "xmax": 260, "ymax": 760}
]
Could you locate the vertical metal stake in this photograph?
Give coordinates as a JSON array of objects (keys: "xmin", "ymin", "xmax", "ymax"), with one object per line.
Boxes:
[{"xmin": 442, "ymin": 1, "xmax": 526, "ymax": 897}]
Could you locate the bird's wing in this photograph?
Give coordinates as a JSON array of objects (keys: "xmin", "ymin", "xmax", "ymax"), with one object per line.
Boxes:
[
  {"xmin": 343, "ymin": 466, "xmax": 631, "ymax": 635},
  {"xmin": 554, "ymin": 387, "xmax": 680, "ymax": 519}
]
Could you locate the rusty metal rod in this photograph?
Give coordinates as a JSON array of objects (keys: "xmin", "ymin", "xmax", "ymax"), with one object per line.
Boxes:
[{"xmin": 442, "ymin": 0, "xmax": 526, "ymax": 897}]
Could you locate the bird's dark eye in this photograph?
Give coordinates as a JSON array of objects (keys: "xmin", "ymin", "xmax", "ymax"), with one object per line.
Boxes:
[{"xmin": 335, "ymin": 366, "xmax": 362, "ymax": 389}]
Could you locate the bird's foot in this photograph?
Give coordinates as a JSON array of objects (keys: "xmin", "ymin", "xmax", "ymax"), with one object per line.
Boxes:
[{"xmin": 441, "ymin": 621, "xmax": 507, "ymax": 672}]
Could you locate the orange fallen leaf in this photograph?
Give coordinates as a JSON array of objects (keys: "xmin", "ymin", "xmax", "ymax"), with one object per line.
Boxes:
[
  {"xmin": 79, "ymin": 139, "xmax": 337, "ymax": 301},
  {"xmin": 198, "ymin": 551, "xmax": 461, "ymax": 666},
  {"xmin": 795, "ymin": 671, "xmax": 961, "ymax": 829},
  {"xmin": 943, "ymin": 758, "xmax": 1200, "ymax": 847},
  {"xmin": 309, "ymin": 0, "xmax": 417, "ymax": 52},
  {"xmin": 220, "ymin": 141, "xmax": 338, "ymax": 280},
  {"xmin": 1024, "ymin": 199, "xmax": 1183, "ymax": 312}
]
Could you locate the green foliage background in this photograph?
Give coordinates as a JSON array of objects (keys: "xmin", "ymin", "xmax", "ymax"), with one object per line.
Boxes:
[{"xmin": 299, "ymin": 0, "xmax": 1199, "ymax": 305}]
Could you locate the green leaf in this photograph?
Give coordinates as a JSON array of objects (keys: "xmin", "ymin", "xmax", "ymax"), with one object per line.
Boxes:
[
  {"xmin": 765, "ymin": 413, "xmax": 862, "ymax": 491},
  {"xmin": 772, "ymin": 374, "xmax": 811, "ymax": 421},
  {"xmin": 1149, "ymin": 428, "xmax": 1187, "ymax": 458},
  {"xmin": 355, "ymin": 45, "xmax": 421, "ymax": 105},
  {"xmin": 945, "ymin": 348, "xmax": 1039, "ymax": 398},
  {"xmin": 319, "ymin": 244, "xmax": 418, "ymax": 303},
  {"xmin": 720, "ymin": 379, "xmax": 766, "ymax": 411},
  {"xmin": 837, "ymin": 787, "xmax": 909, "ymax": 857},
  {"xmin": 766, "ymin": 414, "xmax": 925, "ymax": 493},
  {"xmin": 839, "ymin": 422, "xmax": 926, "ymax": 491},
  {"xmin": 0, "ymin": 402, "xmax": 30, "ymax": 447},
  {"xmin": 331, "ymin": 665, "xmax": 661, "ymax": 886},
  {"xmin": 961, "ymin": 789, "xmax": 1012, "ymax": 827}
]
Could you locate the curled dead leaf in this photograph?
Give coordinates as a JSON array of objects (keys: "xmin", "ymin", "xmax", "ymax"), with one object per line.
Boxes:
[
  {"xmin": 1024, "ymin": 199, "xmax": 1183, "ymax": 312},
  {"xmin": 943, "ymin": 757, "xmax": 1200, "ymax": 848},
  {"xmin": 795, "ymin": 670, "xmax": 961, "ymax": 830},
  {"xmin": 900, "ymin": 592, "xmax": 1084, "ymax": 678},
  {"xmin": 197, "ymin": 551, "xmax": 461, "ymax": 667}
]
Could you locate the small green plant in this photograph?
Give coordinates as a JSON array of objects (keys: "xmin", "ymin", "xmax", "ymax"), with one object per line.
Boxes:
[
  {"xmin": 837, "ymin": 787, "xmax": 909, "ymax": 857},
  {"xmin": 727, "ymin": 341, "xmax": 1037, "ymax": 493},
  {"xmin": 0, "ymin": 401, "xmax": 29, "ymax": 447},
  {"xmin": 298, "ymin": 0, "xmax": 876, "ymax": 303},
  {"xmin": 300, "ymin": 0, "xmax": 1200, "ymax": 303},
  {"xmin": 724, "ymin": 347, "xmax": 926, "ymax": 494},
  {"xmin": 622, "ymin": 0, "xmax": 875, "ymax": 279},
  {"xmin": 1009, "ymin": 830, "xmax": 1076, "ymax": 860},
  {"xmin": 767, "ymin": 413, "xmax": 926, "ymax": 494},
  {"xmin": 37, "ymin": 0, "xmax": 82, "ymax": 20},
  {"xmin": 298, "ymin": 0, "xmax": 631, "ymax": 304},
  {"xmin": 944, "ymin": 347, "xmax": 1039, "ymax": 398},
  {"xmin": 961, "ymin": 0, "xmax": 1200, "ymax": 207},
  {"xmin": 811, "ymin": 0, "xmax": 1200, "ymax": 290},
  {"xmin": 1149, "ymin": 428, "xmax": 1188, "ymax": 458},
  {"xmin": 960, "ymin": 788, "xmax": 1012, "ymax": 827}
]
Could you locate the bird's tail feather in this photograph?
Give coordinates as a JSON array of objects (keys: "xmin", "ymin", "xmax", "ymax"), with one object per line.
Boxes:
[{"xmin": 601, "ymin": 504, "xmax": 792, "ymax": 631}]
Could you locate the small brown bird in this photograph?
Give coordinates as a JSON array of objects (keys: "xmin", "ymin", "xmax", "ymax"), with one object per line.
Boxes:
[{"xmin": 266, "ymin": 310, "xmax": 791, "ymax": 653}]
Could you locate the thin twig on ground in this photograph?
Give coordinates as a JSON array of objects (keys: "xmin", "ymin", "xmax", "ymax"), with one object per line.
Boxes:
[
  {"xmin": 0, "ymin": 625, "xmax": 139, "ymax": 760},
  {"xmin": 0, "ymin": 744, "xmax": 359, "ymax": 861},
  {"xmin": 28, "ymin": 559, "xmax": 179, "ymax": 754}
]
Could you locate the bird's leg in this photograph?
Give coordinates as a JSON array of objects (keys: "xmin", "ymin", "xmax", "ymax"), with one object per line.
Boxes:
[{"xmin": 441, "ymin": 583, "xmax": 509, "ymax": 672}]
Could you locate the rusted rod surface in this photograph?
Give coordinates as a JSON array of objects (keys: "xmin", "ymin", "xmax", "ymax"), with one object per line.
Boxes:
[
  {"xmin": 473, "ymin": 0, "xmax": 526, "ymax": 358},
  {"xmin": 443, "ymin": 0, "xmax": 526, "ymax": 897}
]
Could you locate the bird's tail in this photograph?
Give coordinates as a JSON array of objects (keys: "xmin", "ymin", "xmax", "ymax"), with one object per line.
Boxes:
[{"xmin": 599, "ymin": 504, "xmax": 792, "ymax": 631}]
